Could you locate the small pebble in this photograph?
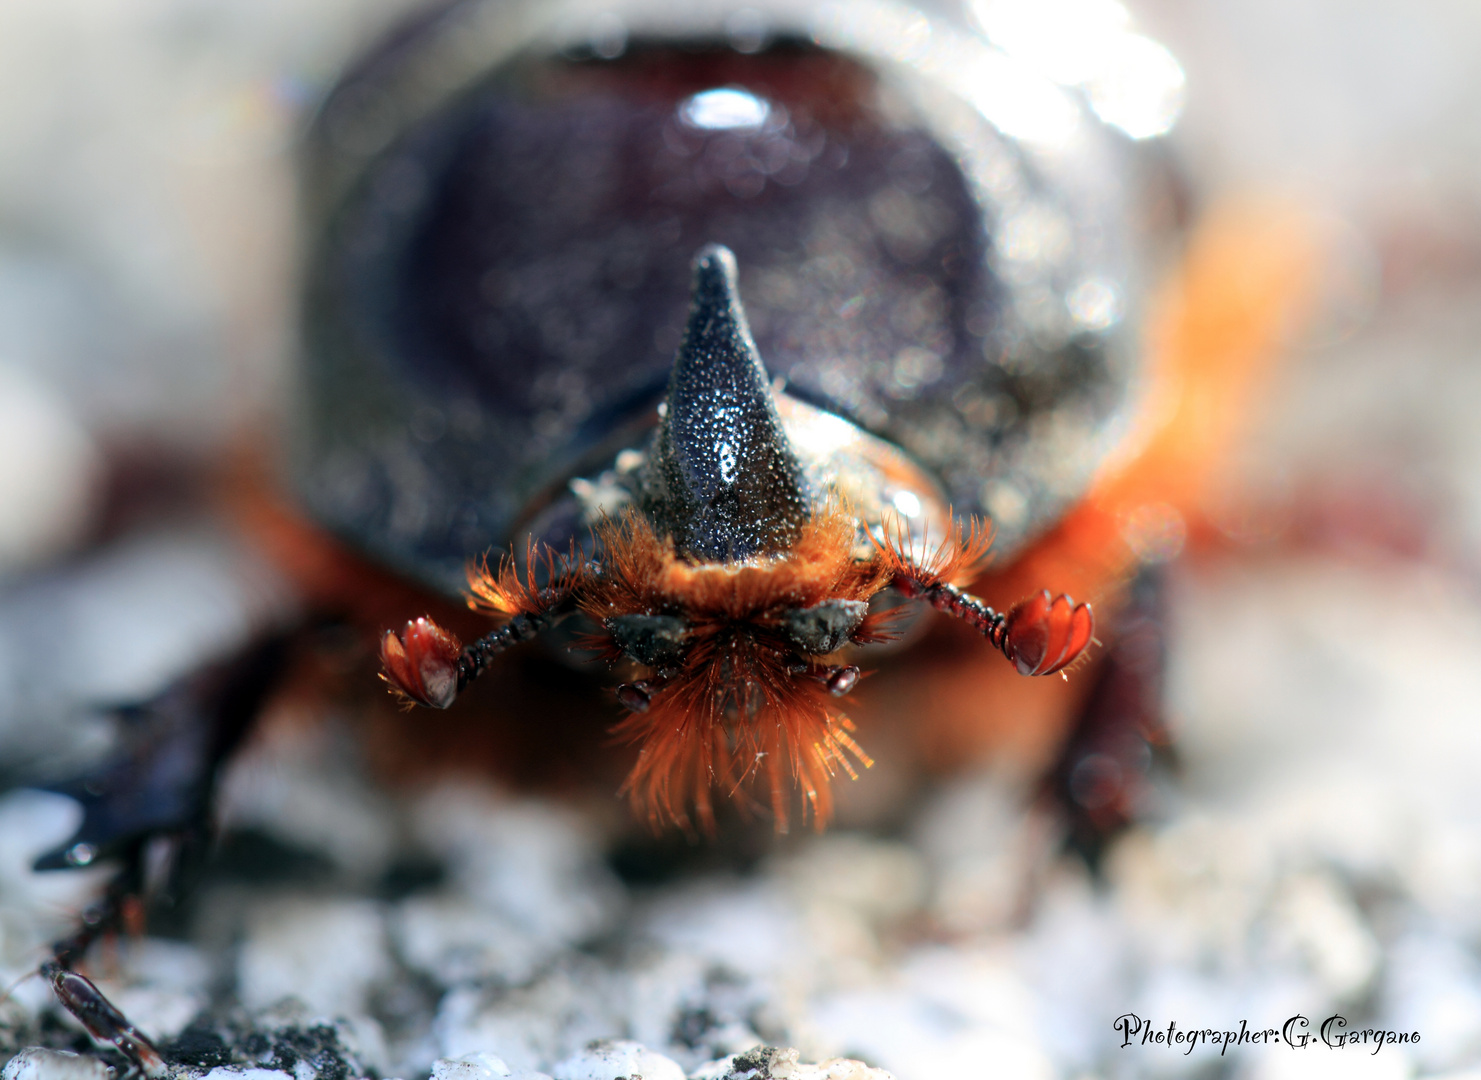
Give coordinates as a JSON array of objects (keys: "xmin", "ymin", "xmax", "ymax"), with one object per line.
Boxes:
[
  {"xmin": 432, "ymin": 1052, "xmax": 513, "ymax": 1080},
  {"xmin": 1, "ymin": 1049, "xmax": 112, "ymax": 1080},
  {"xmin": 237, "ymin": 896, "xmax": 391, "ymax": 1017},
  {"xmin": 411, "ymin": 787, "xmax": 623, "ymax": 950},
  {"xmin": 690, "ymin": 1047, "xmax": 896, "ymax": 1080},
  {"xmin": 392, "ymin": 893, "xmax": 548, "ymax": 987},
  {"xmin": 550, "ymin": 1040, "xmax": 685, "ymax": 1080},
  {"xmin": 0, "ymin": 364, "xmax": 98, "ymax": 578},
  {"xmin": 430, "ymin": 1051, "xmax": 553, "ymax": 1080}
]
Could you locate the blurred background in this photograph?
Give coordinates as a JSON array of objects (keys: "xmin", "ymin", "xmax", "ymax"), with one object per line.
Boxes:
[{"xmin": 1, "ymin": 1, "xmax": 1480, "ymax": 1078}]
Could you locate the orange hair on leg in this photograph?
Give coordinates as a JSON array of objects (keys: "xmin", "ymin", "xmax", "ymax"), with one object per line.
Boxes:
[{"xmin": 872, "ymin": 512, "xmax": 996, "ymax": 590}]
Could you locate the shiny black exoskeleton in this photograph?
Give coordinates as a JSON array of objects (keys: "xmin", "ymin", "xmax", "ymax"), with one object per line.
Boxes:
[{"xmin": 297, "ymin": 0, "xmax": 1142, "ymax": 595}]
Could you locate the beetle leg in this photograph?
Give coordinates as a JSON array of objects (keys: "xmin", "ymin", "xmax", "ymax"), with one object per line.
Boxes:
[
  {"xmin": 42, "ymin": 857, "xmax": 167, "ymax": 1078},
  {"xmin": 1042, "ymin": 567, "xmax": 1169, "ymax": 867},
  {"xmin": 785, "ymin": 659, "xmax": 861, "ymax": 697},
  {"xmin": 888, "ymin": 567, "xmax": 1094, "ymax": 677},
  {"xmin": 29, "ymin": 631, "xmax": 294, "ymax": 1073},
  {"xmin": 44, "ymin": 960, "xmax": 167, "ymax": 1077},
  {"xmin": 48, "ymin": 840, "xmax": 144, "ymax": 972},
  {"xmin": 34, "ymin": 632, "xmax": 293, "ymax": 873},
  {"xmin": 382, "ymin": 575, "xmax": 592, "ymax": 708},
  {"xmin": 615, "ymin": 671, "xmax": 673, "ymax": 713},
  {"xmin": 40, "ymin": 805, "xmax": 206, "ymax": 1076}
]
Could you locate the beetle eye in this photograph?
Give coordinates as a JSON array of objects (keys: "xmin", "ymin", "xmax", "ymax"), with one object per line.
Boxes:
[
  {"xmin": 783, "ymin": 599, "xmax": 868, "ymax": 655},
  {"xmin": 606, "ymin": 614, "xmax": 691, "ymax": 669}
]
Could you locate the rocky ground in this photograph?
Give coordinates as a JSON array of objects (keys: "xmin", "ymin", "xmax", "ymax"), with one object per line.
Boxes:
[
  {"xmin": 2, "ymin": 2, "xmax": 1481, "ymax": 1078},
  {"xmin": 4, "ymin": 497, "xmax": 1481, "ymax": 1079}
]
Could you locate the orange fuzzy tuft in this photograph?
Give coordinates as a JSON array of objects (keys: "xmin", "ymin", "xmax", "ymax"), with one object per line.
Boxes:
[
  {"xmin": 611, "ymin": 634, "xmax": 872, "ymax": 834},
  {"xmin": 585, "ymin": 506, "xmax": 887, "ymax": 621},
  {"xmin": 873, "ymin": 512, "xmax": 994, "ymax": 590},
  {"xmin": 589, "ymin": 506, "xmax": 888, "ymax": 831},
  {"xmin": 467, "ymin": 539, "xmax": 580, "ymax": 619}
]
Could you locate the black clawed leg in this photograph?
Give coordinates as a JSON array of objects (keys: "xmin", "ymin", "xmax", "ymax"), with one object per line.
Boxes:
[
  {"xmin": 44, "ymin": 960, "xmax": 166, "ymax": 1077},
  {"xmin": 34, "ymin": 631, "xmax": 292, "ymax": 874},
  {"xmin": 1042, "ymin": 568, "xmax": 1169, "ymax": 869},
  {"xmin": 49, "ymin": 844, "xmax": 143, "ymax": 971},
  {"xmin": 786, "ymin": 660, "xmax": 860, "ymax": 697},
  {"xmin": 31, "ymin": 629, "xmax": 296, "ymax": 1075},
  {"xmin": 41, "ymin": 840, "xmax": 168, "ymax": 1077}
]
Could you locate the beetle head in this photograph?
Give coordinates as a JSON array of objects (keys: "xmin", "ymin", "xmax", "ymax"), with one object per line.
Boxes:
[
  {"xmin": 584, "ymin": 499, "xmax": 890, "ymax": 832},
  {"xmin": 603, "ymin": 597, "xmax": 868, "ymax": 672}
]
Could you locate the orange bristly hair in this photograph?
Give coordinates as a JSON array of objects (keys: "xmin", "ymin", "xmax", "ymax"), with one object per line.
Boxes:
[
  {"xmin": 613, "ymin": 636, "xmax": 872, "ymax": 835},
  {"xmin": 872, "ymin": 512, "xmax": 995, "ymax": 591},
  {"xmin": 587, "ymin": 507, "xmax": 891, "ymax": 833},
  {"xmin": 467, "ymin": 538, "xmax": 581, "ymax": 619}
]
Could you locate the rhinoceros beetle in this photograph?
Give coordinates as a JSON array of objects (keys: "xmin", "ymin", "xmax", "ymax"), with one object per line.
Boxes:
[
  {"xmin": 30, "ymin": 0, "xmax": 1222, "ymax": 1070},
  {"xmin": 379, "ymin": 240, "xmax": 1094, "ymax": 832},
  {"xmin": 302, "ymin": 0, "xmax": 1143, "ymax": 832}
]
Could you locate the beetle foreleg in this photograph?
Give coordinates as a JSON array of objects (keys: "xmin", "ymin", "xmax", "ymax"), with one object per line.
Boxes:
[
  {"xmin": 27, "ymin": 633, "xmax": 293, "ymax": 1075},
  {"xmin": 43, "ymin": 961, "xmax": 166, "ymax": 1078},
  {"xmin": 382, "ymin": 579, "xmax": 590, "ymax": 708},
  {"xmin": 890, "ymin": 571, "xmax": 1094, "ymax": 677},
  {"xmin": 41, "ymin": 851, "xmax": 166, "ymax": 1077},
  {"xmin": 457, "ymin": 600, "xmax": 578, "ymax": 689}
]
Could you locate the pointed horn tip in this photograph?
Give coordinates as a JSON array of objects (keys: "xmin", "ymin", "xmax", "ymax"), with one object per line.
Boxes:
[{"xmin": 691, "ymin": 243, "xmax": 738, "ymax": 285}]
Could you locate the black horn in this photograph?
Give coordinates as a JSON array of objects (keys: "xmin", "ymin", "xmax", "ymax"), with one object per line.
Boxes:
[{"xmin": 642, "ymin": 244, "xmax": 812, "ymax": 561}]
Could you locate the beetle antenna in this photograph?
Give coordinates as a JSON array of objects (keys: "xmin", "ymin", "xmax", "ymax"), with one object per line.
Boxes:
[
  {"xmin": 882, "ymin": 534, "xmax": 1094, "ymax": 677},
  {"xmin": 381, "ymin": 561, "xmax": 597, "ymax": 708}
]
